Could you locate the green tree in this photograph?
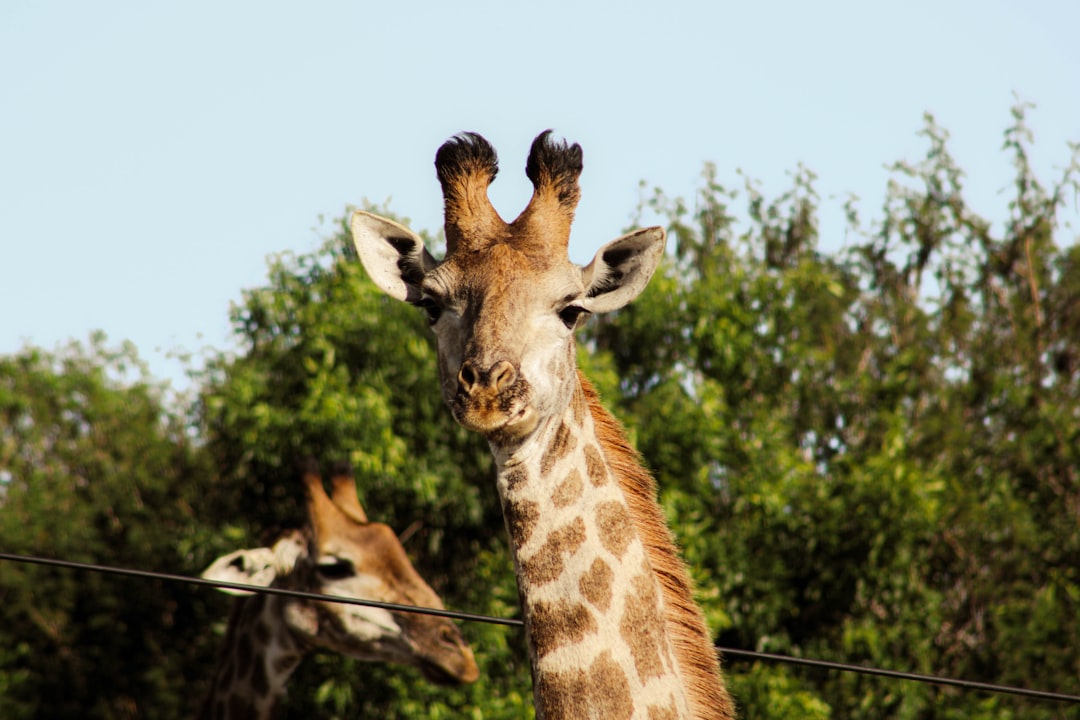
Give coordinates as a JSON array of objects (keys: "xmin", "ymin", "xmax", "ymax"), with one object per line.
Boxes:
[
  {"xmin": 586, "ymin": 104, "xmax": 1080, "ymax": 718},
  {"xmin": 0, "ymin": 335, "xmax": 215, "ymax": 720}
]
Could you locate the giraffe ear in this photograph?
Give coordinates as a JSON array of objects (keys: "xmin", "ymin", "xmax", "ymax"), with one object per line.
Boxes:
[
  {"xmin": 581, "ymin": 226, "xmax": 666, "ymax": 314},
  {"xmin": 201, "ymin": 547, "xmax": 280, "ymax": 596},
  {"xmin": 350, "ymin": 210, "xmax": 437, "ymax": 303}
]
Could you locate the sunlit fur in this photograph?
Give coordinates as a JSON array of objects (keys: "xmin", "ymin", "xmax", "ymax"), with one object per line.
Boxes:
[{"xmin": 581, "ymin": 374, "xmax": 734, "ymax": 719}]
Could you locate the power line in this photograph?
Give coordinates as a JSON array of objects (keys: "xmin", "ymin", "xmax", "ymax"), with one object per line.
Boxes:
[
  {"xmin": 1, "ymin": 550, "xmax": 1078, "ymax": 705},
  {"xmin": 719, "ymin": 648, "xmax": 1080, "ymax": 704},
  {"xmin": 0, "ymin": 551, "xmax": 521, "ymax": 627}
]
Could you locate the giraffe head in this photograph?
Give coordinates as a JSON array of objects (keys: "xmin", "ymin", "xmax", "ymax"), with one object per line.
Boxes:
[
  {"xmin": 202, "ymin": 462, "xmax": 479, "ymax": 685},
  {"xmin": 351, "ymin": 131, "xmax": 665, "ymax": 444}
]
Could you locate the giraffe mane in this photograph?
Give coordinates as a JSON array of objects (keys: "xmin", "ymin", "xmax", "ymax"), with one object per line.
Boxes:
[{"xmin": 578, "ymin": 371, "xmax": 733, "ymax": 720}]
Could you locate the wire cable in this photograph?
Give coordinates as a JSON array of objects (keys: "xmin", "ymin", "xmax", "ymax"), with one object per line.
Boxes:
[
  {"xmin": 0, "ymin": 551, "xmax": 522, "ymax": 627},
  {"xmin": 1, "ymin": 550, "xmax": 1077, "ymax": 704},
  {"xmin": 718, "ymin": 648, "xmax": 1080, "ymax": 703}
]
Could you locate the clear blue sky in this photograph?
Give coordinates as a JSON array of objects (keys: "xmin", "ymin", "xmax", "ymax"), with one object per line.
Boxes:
[{"xmin": 3, "ymin": 1, "xmax": 1078, "ymax": 389}]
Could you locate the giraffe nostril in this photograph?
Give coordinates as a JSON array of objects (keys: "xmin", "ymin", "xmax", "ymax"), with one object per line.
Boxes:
[
  {"xmin": 458, "ymin": 360, "xmax": 516, "ymax": 394},
  {"xmin": 491, "ymin": 361, "xmax": 517, "ymax": 391},
  {"xmin": 458, "ymin": 362, "xmax": 477, "ymax": 391}
]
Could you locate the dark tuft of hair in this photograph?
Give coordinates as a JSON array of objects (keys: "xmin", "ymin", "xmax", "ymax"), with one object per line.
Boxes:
[
  {"xmin": 329, "ymin": 459, "xmax": 354, "ymax": 478},
  {"xmin": 434, "ymin": 132, "xmax": 499, "ymax": 191},
  {"xmin": 525, "ymin": 130, "xmax": 583, "ymax": 204},
  {"xmin": 296, "ymin": 456, "xmax": 321, "ymax": 477}
]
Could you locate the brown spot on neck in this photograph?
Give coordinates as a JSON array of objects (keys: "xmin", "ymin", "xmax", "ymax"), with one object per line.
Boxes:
[
  {"xmin": 578, "ymin": 557, "xmax": 614, "ymax": 611},
  {"xmin": 504, "ymin": 464, "xmax": 530, "ymax": 493},
  {"xmin": 504, "ymin": 497, "xmax": 541, "ymax": 546},
  {"xmin": 571, "ymin": 382, "xmax": 588, "ymax": 426},
  {"xmin": 529, "ymin": 598, "xmax": 597, "ymax": 659},
  {"xmin": 552, "ymin": 469, "xmax": 584, "ymax": 508},
  {"xmin": 647, "ymin": 699, "xmax": 681, "ymax": 720},
  {"xmin": 540, "ymin": 421, "xmax": 577, "ymax": 476},
  {"xmin": 620, "ymin": 573, "xmax": 669, "ymax": 682},
  {"xmin": 584, "ymin": 444, "xmax": 608, "ymax": 487},
  {"xmin": 595, "ymin": 501, "xmax": 634, "ymax": 558},
  {"xmin": 520, "ymin": 517, "xmax": 587, "ymax": 586}
]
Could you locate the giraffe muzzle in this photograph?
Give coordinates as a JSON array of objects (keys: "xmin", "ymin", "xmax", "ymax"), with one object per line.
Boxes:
[{"xmin": 451, "ymin": 359, "xmax": 537, "ymax": 438}]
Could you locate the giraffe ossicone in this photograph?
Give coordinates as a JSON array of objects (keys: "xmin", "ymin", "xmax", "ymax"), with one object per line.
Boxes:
[
  {"xmin": 199, "ymin": 460, "xmax": 479, "ymax": 720},
  {"xmin": 351, "ymin": 131, "xmax": 735, "ymax": 720}
]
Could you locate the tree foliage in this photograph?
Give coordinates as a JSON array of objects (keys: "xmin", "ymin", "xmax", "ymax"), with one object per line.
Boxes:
[
  {"xmin": 0, "ymin": 335, "xmax": 213, "ymax": 719},
  {"xmin": 1, "ymin": 106, "xmax": 1077, "ymax": 718},
  {"xmin": 587, "ymin": 103, "xmax": 1080, "ymax": 718}
]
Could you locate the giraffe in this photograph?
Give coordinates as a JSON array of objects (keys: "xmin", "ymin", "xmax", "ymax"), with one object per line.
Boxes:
[
  {"xmin": 349, "ymin": 132, "xmax": 735, "ymax": 719},
  {"xmin": 198, "ymin": 461, "xmax": 479, "ymax": 720}
]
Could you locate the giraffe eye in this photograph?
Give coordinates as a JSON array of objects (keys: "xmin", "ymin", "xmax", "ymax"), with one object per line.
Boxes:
[
  {"xmin": 316, "ymin": 558, "xmax": 355, "ymax": 580},
  {"xmin": 557, "ymin": 305, "xmax": 589, "ymax": 329},
  {"xmin": 416, "ymin": 297, "xmax": 443, "ymax": 325},
  {"xmin": 438, "ymin": 626, "xmax": 459, "ymax": 646}
]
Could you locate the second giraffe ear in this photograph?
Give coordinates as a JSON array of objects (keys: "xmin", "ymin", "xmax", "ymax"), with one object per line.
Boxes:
[
  {"xmin": 350, "ymin": 210, "xmax": 438, "ymax": 304},
  {"xmin": 201, "ymin": 547, "xmax": 280, "ymax": 596},
  {"xmin": 581, "ymin": 227, "xmax": 667, "ymax": 314},
  {"xmin": 200, "ymin": 532, "xmax": 304, "ymax": 596}
]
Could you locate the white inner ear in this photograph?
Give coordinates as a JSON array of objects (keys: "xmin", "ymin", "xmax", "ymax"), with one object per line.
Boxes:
[
  {"xmin": 201, "ymin": 547, "xmax": 279, "ymax": 596},
  {"xmin": 349, "ymin": 210, "xmax": 434, "ymax": 303},
  {"xmin": 581, "ymin": 226, "xmax": 666, "ymax": 314}
]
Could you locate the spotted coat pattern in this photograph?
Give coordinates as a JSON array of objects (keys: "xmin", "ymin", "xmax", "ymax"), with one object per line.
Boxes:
[
  {"xmin": 201, "ymin": 594, "xmax": 305, "ymax": 720},
  {"xmin": 495, "ymin": 383, "xmax": 690, "ymax": 720}
]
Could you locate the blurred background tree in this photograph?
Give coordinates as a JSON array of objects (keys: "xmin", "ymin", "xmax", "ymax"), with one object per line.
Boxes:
[
  {"xmin": 0, "ymin": 335, "xmax": 213, "ymax": 719},
  {"xmin": 587, "ymin": 103, "xmax": 1079, "ymax": 718},
  {"xmin": 0, "ymin": 105, "xmax": 1076, "ymax": 718}
]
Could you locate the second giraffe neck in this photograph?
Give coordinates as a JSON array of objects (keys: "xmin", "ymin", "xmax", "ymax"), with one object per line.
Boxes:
[
  {"xmin": 200, "ymin": 594, "xmax": 305, "ymax": 720},
  {"xmin": 491, "ymin": 376, "xmax": 693, "ymax": 720}
]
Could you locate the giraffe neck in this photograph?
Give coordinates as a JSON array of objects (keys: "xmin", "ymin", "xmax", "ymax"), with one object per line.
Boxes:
[
  {"xmin": 200, "ymin": 594, "xmax": 306, "ymax": 720},
  {"xmin": 492, "ymin": 375, "xmax": 702, "ymax": 720}
]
